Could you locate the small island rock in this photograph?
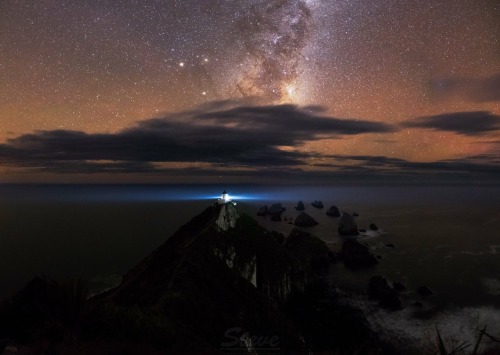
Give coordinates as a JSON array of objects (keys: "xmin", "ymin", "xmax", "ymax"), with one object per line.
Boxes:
[
  {"xmin": 368, "ymin": 276, "xmax": 402, "ymax": 310},
  {"xmin": 311, "ymin": 200, "xmax": 324, "ymax": 209},
  {"xmin": 295, "ymin": 201, "xmax": 305, "ymax": 211},
  {"xmin": 341, "ymin": 240, "xmax": 378, "ymax": 269},
  {"xmin": 369, "ymin": 223, "xmax": 378, "ymax": 231},
  {"xmin": 257, "ymin": 205, "xmax": 268, "ymax": 216},
  {"xmin": 338, "ymin": 212, "xmax": 359, "ymax": 236},
  {"xmin": 269, "ymin": 203, "xmax": 285, "ymax": 221},
  {"xmin": 294, "ymin": 212, "xmax": 319, "ymax": 227},
  {"xmin": 326, "ymin": 205, "xmax": 341, "ymax": 217}
]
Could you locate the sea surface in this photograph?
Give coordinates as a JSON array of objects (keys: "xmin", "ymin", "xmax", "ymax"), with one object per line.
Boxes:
[{"xmin": 0, "ymin": 183, "xmax": 499, "ymax": 346}]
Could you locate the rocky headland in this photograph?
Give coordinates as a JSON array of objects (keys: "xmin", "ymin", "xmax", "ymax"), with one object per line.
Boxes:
[{"xmin": 0, "ymin": 202, "xmax": 391, "ymax": 354}]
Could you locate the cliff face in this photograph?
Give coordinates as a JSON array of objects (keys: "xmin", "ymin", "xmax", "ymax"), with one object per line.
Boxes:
[
  {"xmin": 106, "ymin": 203, "xmax": 305, "ymax": 307},
  {"xmin": 102, "ymin": 202, "xmax": 324, "ymax": 352}
]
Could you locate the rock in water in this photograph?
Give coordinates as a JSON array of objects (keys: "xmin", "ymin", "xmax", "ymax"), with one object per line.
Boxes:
[
  {"xmin": 368, "ymin": 276, "xmax": 402, "ymax": 310},
  {"xmin": 269, "ymin": 203, "xmax": 285, "ymax": 215},
  {"xmin": 416, "ymin": 286, "xmax": 433, "ymax": 296},
  {"xmin": 257, "ymin": 205, "xmax": 268, "ymax": 216},
  {"xmin": 326, "ymin": 205, "xmax": 341, "ymax": 217},
  {"xmin": 294, "ymin": 212, "xmax": 319, "ymax": 227},
  {"xmin": 340, "ymin": 240, "xmax": 378, "ymax": 269},
  {"xmin": 338, "ymin": 212, "xmax": 358, "ymax": 236},
  {"xmin": 295, "ymin": 201, "xmax": 305, "ymax": 211},
  {"xmin": 311, "ymin": 200, "xmax": 324, "ymax": 208},
  {"xmin": 369, "ymin": 223, "xmax": 378, "ymax": 231},
  {"xmin": 268, "ymin": 203, "xmax": 285, "ymax": 221}
]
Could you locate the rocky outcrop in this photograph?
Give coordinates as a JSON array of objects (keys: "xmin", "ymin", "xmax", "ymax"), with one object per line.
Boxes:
[
  {"xmin": 270, "ymin": 231, "xmax": 285, "ymax": 245},
  {"xmin": 294, "ymin": 212, "xmax": 319, "ymax": 227},
  {"xmin": 311, "ymin": 200, "xmax": 324, "ymax": 208},
  {"xmin": 0, "ymin": 203, "xmax": 384, "ymax": 354},
  {"xmin": 269, "ymin": 203, "xmax": 285, "ymax": 221},
  {"xmin": 295, "ymin": 201, "xmax": 305, "ymax": 211},
  {"xmin": 340, "ymin": 240, "xmax": 378, "ymax": 269},
  {"xmin": 257, "ymin": 205, "xmax": 268, "ymax": 216},
  {"xmin": 326, "ymin": 205, "xmax": 341, "ymax": 217},
  {"xmin": 369, "ymin": 223, "xmax": 378, "ymax": 231},
  {"xmin": 393, "ymin": 282, "xmax": 406, "ymax": 292},
  {"xmin": 93, "ymin": 203, "xmax": 311, "ymax": 352},
  {"xmin": 269, "ymin": 203, "xmax": 286, "ymax": 215},
  {"xmin": 416, "ymin": 286, "xmax": 433, "ymax": 296},
  {"xmin": 215, "ymin": 202, "xmax": 239, "ymax": 231},
  {"xmin": 285, "ymin": 228, "xmax": 331, "ymax": 277},
  {"xmin": 368, "ymin": 276, "xmax": 402, "ymax": 310},
  {"xmin": 338, "ymin": 212, "xmax": 358, "ymax": 236}
]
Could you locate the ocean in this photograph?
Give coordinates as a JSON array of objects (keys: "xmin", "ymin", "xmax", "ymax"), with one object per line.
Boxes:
[{"xmin": 0, "ymin": 183, "xmax": 499, "ymax": 347}]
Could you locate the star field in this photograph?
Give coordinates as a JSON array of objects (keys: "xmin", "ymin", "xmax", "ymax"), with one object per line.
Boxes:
[{"xmin": 0, "ymin": 0, "xmax": 499, "ymax": 181}]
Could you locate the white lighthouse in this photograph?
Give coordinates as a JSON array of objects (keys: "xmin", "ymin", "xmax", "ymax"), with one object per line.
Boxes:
[{"xmin": 217, "ymin": 190, "xmax": 232, "ymax": 204}]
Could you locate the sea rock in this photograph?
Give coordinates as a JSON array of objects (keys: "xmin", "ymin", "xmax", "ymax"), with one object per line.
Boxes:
[
  {"xmin": 393, "ymin": 282, "xmax": 406, "ymax": 292},
  {"xmin": 294, "ymin": 212, "xmax": 319, "ymax": 227},
  {"xmin": 311, "ymin": 200, "xmax": 324, "ymax": 209},
  {"xmin": 385, "ymin": 244, "xmax": 395, "ymax": 248},
  {"xmin": 368, "ymin": 276, "xmax": 402, "ymax": 310},
  {"xmin": 416, "ymin": 286, "xmax": 433, "ymax": 297},
  {"xmin": 295, "ymin": 201, "xmax": 305, "ymax": 211},
  {"xmin": 269, "ymin": 203, "xmax": 286, "ymax": 215},
  {"xmin": 269, "ymin": 203, "xmax": 285, "ymax": 221},
  {"xmin": 413, "ymin": 301, "xmax": 423, "ymax": 308},
  {"xmin": 338, "ymin": 213, "xmax": 359, "ymax": 236},
  {"xmin": 340, "ymin": 240, "xmax": 378, "ymax": 269},
  {"xmin": 352, "ymin": 212, "xmax": 359, "ymax": 217},
  {"xmin": 257, "ymin": 205, "xmax": 268, "ymax": 216},
  {"xmin": 369, "ymin": 223, "xmax": 378, "ymax": 231},
  {"xmin": 359, "ymin": 229, "xmax": 367, "ymax": 233},
  {"xmin": 326, "ymin": 205, "xmax": 341, "ymax": 217}
]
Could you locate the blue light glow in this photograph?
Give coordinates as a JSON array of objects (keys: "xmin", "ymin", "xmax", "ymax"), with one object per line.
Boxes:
[{"xmin": 204, "ymin": 194, "xmax": 267, "ymax": 201}]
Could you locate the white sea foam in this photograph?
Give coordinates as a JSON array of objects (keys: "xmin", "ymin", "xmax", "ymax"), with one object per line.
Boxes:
[{"xmin": 340, "ymin": 292, "xmax": 500, "ymax": 352}]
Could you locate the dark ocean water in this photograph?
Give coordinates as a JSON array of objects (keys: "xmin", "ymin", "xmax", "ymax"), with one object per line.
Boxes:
[{"xmin": 0, "ymin": 184, "xmax": 499, "ymax": 311}]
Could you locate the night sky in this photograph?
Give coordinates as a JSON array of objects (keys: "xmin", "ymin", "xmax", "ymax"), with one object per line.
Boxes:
[{"xmin": 0, "ymin": 0, "xmax": 499, "ymax": 182}]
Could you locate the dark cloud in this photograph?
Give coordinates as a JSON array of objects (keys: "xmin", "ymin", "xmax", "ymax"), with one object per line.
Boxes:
[
  {"xmin": 401, "ymin": 111, "xmax": 500, "ymax": 136},
  {"xmin": 0, "ymin": 103, "xmax": 393, "ymax": 173},
  {"xmin": 429, "ymin": 74, "xmax": 500, "ymax": 103},
  {"xmin": 325, "ymin": 154, "xmax": 500, "ymax": 176}
]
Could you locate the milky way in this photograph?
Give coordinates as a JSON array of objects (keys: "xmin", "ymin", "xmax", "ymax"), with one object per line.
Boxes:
[{"xmin": 235, "ymin": 0, "xmax": 313, "ymax": 102}]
